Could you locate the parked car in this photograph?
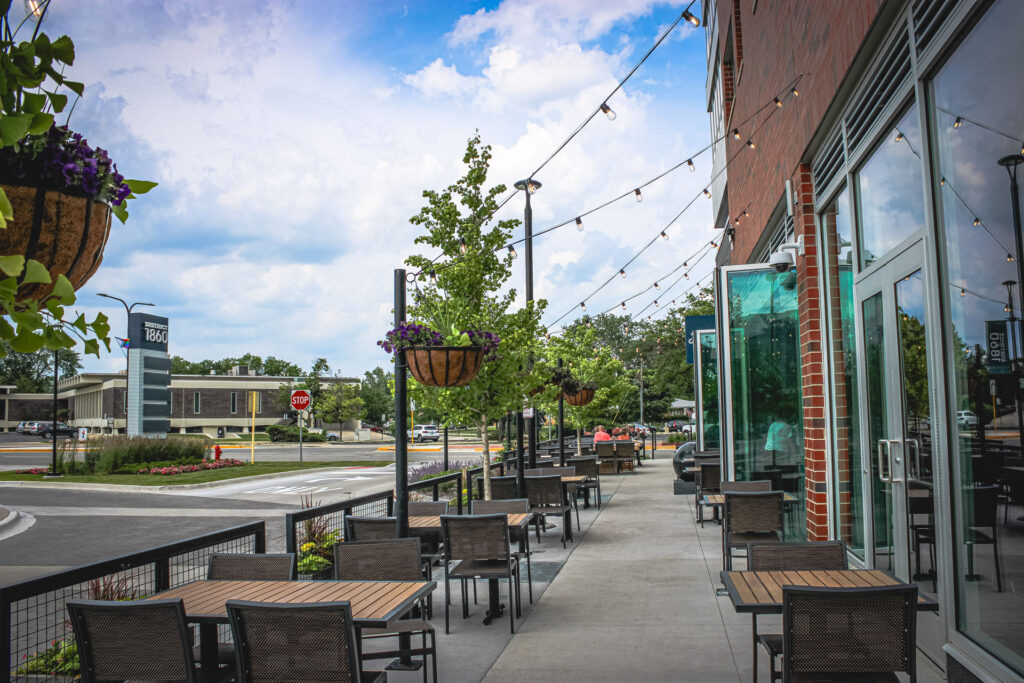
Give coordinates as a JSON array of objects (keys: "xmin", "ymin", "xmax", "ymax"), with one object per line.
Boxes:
[
  {"xmin": 408, "ymin": 424, "xmax": 440, "ymax": 442},
  {"xmin": 30, "ymin": 421, "xmax": 74, "ymax": 439},
  {"xmin": 15, "ymin": 421, "xmax": 27, "ymax": 433},
  {"xmin": 627, "ymin": 423, "xmax": 651, "ymax": 437},
  {"xmin": 665, "ymin": 420, "xmax": 683, "ymax": 433},
  {"xmin": 957, "ymin": 410, "xmax": 978, "ymax": 426},
  {"xmin": 326, "ymin": 431, "xmax": 340, "ymax": 441}
]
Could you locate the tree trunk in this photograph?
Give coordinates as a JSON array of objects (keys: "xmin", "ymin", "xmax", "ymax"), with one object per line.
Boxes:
[
  {"xmin": 481, "ymin": 415, "xmax": 492, "ymax": 501},
  {"xmin": 576, "ymin": 427, "xmax": 582, "ymax": 456}
]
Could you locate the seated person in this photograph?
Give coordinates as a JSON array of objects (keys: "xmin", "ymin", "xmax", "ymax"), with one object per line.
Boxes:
[
  {"xmin": 615, "ymin": 427, "xmax": 631, "ymax": 441},
  {"xmin": 592, "ymin": 425, "xmax": 612, "ymax": 442}
]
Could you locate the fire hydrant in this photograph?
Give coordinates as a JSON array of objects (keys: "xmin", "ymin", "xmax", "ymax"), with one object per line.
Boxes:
[{"xmin": 214, "ymin": 445, "xmax": 222, "ymax": 461}]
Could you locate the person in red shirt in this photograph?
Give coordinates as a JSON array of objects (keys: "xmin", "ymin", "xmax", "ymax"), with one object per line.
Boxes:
[
  {"xmin": 615, "ymin": 427, "xmax": 631, "ymax": 441},
  {"xmin": 592, "ymin": 425, "xmax": 612, "ymax": 442}
]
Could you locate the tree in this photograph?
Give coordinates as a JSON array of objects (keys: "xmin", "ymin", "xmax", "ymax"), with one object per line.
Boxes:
[
  {"xmin": 403, "ymin": 133, "xmax": 547, "ymax": 498},
  {"xmin": 0, "ymin": 344, "xmax": 81, "ymax": 392},
  {"xmin": 170, "ymin": 353, "xmax": 302, "ymax": 377},
  {"xmin": 320, "ymin": 382, "xmax": 364, "ymax": 440},
  {"xmin": 360, "ymin": 367, "xmax": 394, "ymax": 426}
]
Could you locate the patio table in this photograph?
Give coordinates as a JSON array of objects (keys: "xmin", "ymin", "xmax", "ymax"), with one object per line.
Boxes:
[
  {"xmin": 720, "ymin": 569, "xmax": 938, "ymax": 683},
  {"xmin": 148, "ymin": 579, "xmax": 435, "ymax": 680},
  {"xmin": 701, "ymin": 492, "xmax": 799, "ymax": 508}
]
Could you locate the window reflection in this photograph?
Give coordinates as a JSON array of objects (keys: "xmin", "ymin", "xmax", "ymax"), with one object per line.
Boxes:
[
  {"xmin": 857, "ymin": 104, "xmax": 927, "ymax": 269},
  {"xmin": 698, "ymin": 331, "xmax": 720, "ymax": 450},
  {"xmin": 931, "ymin": 0, "xmax": 1024, "ymax": 670},
  {"xmin": 821, "ymin": 187, "xmax": 865, "ymax": 558}
]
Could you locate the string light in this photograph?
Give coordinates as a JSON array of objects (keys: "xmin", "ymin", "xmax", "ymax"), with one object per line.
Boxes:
[
  {"xmin": 773, "ymin": 97, "xmax": 782, "ymax": 107},
  {"xmin": 621, "ymin": 302, "xmax": 627, "ymax": 310},
  {"xmin": 894, "ymin": 130, "xmax": 904, "ymax": 142},
  {"xmin": 683, "ymin": 261, "xmax": 688, "ymax": 268},
  {"xmin": 940, "ymin": 177, "xmax": 946, "ymax": 186},
  {"xmin": 686, "ymin": 159, "xmax": 695, "ymax": 171},
  {"xmin": 684, "ymin": 272, "xmax": 690, "ymax": 279},
  {"xmin": 711, "ymin": 240, "xmax": 718, "ymax": 248},
  {"xmin": 654, "ymin": 299, "xmax": 659, "ymax": 307},
  {"xmin": 654, "ymin": 282, "xmax": 661, "ymax": 290},
  {"xmin": 429, "ymin": 270, "xmax": 437, "ymax": 283},
  {"xmin": 960, "ymin": 288, "xmax": 966, "ymax": 297},
  {"xmin": 953, "ymin": 116, "xmax": 963, "ymax": 129},
  {"xmin": 682, "ymin": 9, "xmax": 699, "ymax": 26},
  {"xmin": 580, "ymin": 302, "xmax": 586, "ymax": 311},
  {"xmin": 600, "ymin": 103, "xmax": 617, "ymax": 120},
  {"xmin": 634, "ymin": 188, "xmax": 643, "ymax": 202},
  {"xmin": 576, "ymin": 217, "xmax": 584, "ymax": 231},
  {"xmin": 508, "ymin": 244, "xmax": 517, "ymax": 259},
  {"xmin": 791, "ymin": 87, "xmax": 799, "ymax": 97},
  {"xmin": 732, "ymin": 128, "xmax": 741, "ymax": 140},
  {"xmin": 703, "ymin": 188, "xmax": 711, "ymax": 198},
  {"xmin": 620, "ymin": 268, "xmax": 627, "ymax": 278},
  {"xmin": 746, "ymin": 139, "xmax": 756, "ymax": 149},
  {"xmin": 660, "ymin": 231, "xmax": 669, "ymax": 240},
  {"xmin": 1009, "ymin": 253, "xmax": 1016, "ymax": 263},
  {"xmin": 973, "ymin": 217, "xmax": 980, "ymax": 227},
  {"xmin": 459, "ymin": 238, "xmax": 467, "ymax": 255}
]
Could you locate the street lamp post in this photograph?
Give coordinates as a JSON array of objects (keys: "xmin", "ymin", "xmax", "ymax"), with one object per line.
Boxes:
[
  {"xmin": 97, "ymin": 293, "xmax": 154, "ymax": 435},
  {"xmin": 998, "ymin": 154, "xmax": 1024, "ymax": 446},
  {"xmin": 1004, "ymin": 280, "xmax": 1023, "ymax": 447},
  {"xmin": 514, "ymin": 177, "xmax": 542, "ymax": 469}
]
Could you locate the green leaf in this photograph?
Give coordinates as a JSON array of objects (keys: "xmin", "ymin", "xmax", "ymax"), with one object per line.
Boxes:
[
  {"xmin": 0, "ymin": 316, "xmax": 14, "ymax": 341},
  {"xmin": 10, "ymin": 328, "xmax": 44, "ymax": 353},
  {"xmin": 0, "ymin": 255, "xmax": 24, "ymax": 277},
  {"xmin": 50, "ymin": 36, "xmax": 75, "ymax": 65},
  {"xmin": 84, "ymin": 338, "xmax": 99, "ymax": 357},
  {"xmin": 0, "ymin": 188, "xmax": 12, "ymax": 227},
  {"xmin": 125, "ymin": 179, "xmax": 158, "ymax": 195},
  {"xmin": 71, "ymin": 312, "xmax": 88, "ymax": 335},
  {"xmin": 0, "ymin": 113, "xmax": 32, "ymax": 146},
  {"xmin": 44, "ymin": 90, "xmax": 67, "ymax": 113},
  {"xmin": 21, "ymin": 259, "xmax": 50, "ymax": 284},
  {"xmin": 10, "ymin": 310, "xmax": 42, "ymax": 330},
  {"xmin": 90, "ymin": 311, "xmax": 110, "ymax": 340},
  {"xmin": 21, "ymin": 92, "xmax": 45, "ymax": 113},
  {"xmin": 27, "ymin": 111, "xmax": 52, "ymax": 135},
  {"xmin": 42, "ymin": 325, "xmax": 73, "ymax": 350},
  {"xmin": 50, "ymin": 273, "xmax": 75, "ymax": 304},
  {"xmin": 63, "ymin": 80, "xmax": 84, "ymax": 96},
  {"xmin": 45, "ymin": 297, "xmax": 63, "ymax": 318},
  {"xmin": 110, "ymin": 202, "xmax": 128, "ymax": 224}
]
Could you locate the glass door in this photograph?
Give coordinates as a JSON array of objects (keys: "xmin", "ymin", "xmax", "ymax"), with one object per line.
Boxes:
[
  {"xmin": 854, "ymin": 239, "xmax": 944, "ymax": 660},
  {"xmin": 695, "ymin": 329, "xmax": 719, "ymax": 452}
]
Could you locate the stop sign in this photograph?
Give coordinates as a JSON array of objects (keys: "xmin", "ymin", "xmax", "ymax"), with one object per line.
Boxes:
[{"xmin": 290, "ymin": 389, "xmax": 311, "ymax": 412}]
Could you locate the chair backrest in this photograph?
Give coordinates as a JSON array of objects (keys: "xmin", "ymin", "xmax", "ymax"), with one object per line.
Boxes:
[
  {"xmin": 693, "ymin": 455, "xmax": 720, "ymax": 467},
  {"xmin": 595, "ymin": 441, "xmax": 616, "ymax": 457},
  {"xmin": 968, "ymin": 484, "xmax": 1000, "ymax": 528},
  {"xmin": 699, "ymin": 463, "xmax": 721, "ymax": 492},
  {"xmin": 720, "ymin": 480, "xmax": 771, "ymax": 494},
  {"xmin": 207, "ymin": 553, "xmax": 296, "ymax": 581},
  {"xmin": 567, "ymin": 457, "xmax": 598, "ymax": 477},
  {"xmin": 525, "ymin": 475, "xmax": 564, "ymax": 507},
  {"xmin": 441, "ymin": 514, "xmax": 510, "ymax": 563},
  {"xmin": 66, "ymin": 598, "xmax": 196, "ymax": 683},
  {"xmin": 541, "ymin": 466, "xmax": 575, "ymax": 476},
  {"xmin": 227, "ymin": 600, "xmax": 362, "ymax": 682},
  {"xmin": 490, "ymin": 475, "xmax": 519, "ymax": 500},
  {"xmin": 724, "ymin": 491, "xmax": 784, "ymax": 534},
  {"xmin": 345, "ymin": 515, "xmax": 397, "ymax": 542},
  {"xmin": 472, "ymin": 498, "xmax": 529, "ymax": 514},
  {"xmin": 524, "ymin": 468, "xmax": 543, "ymax": 476},
  {"xmin": 747, "ymin": 541, "xmax": 848, "ymax": 571},
  {"xmin": 334, "ymin": 538, "xmax": 422, "ymax": 581},
  {"xmin": 613, "ymin": 441, "xmax": 635, "ymax": 455},
  {"xmin": 783, "ymin": 585, "xmax": 917, "ymax": 680},
  {"xmin": 408, "ymin": 500, "xmax": 449, "ymax": 516}
]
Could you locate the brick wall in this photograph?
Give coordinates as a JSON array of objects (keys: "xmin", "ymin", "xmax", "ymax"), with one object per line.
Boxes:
[{"xmin": 711, "ymin": 0, "xmax": 884, "ymax": 263}]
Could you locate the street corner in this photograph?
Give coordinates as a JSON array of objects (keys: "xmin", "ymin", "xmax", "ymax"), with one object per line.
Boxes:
[{"xmin": 0, "ymin": 505, "xmax": 36, "ymax": 541}]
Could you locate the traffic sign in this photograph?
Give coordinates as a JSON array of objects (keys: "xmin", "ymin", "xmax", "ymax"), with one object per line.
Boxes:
[
  {"xmin": 291, "ymin": 389, "xmax": 311, "ymax": 412},
  {"xmin": 523, "ymin": 407, "xmax": 535, "ymax": 418}
]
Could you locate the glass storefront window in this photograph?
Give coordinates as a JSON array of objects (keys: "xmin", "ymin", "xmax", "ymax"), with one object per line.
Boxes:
[
  {"xmin": 697, "ymin": 331, "xmax": 720, "ymax": 450},
  {"xmin": 723, "ymin": 268, "xmax": 805, "ymax": 538},
  {"xmin": 931, "ymin": 0, "xmax": 1024, "ymax": 671},
  {"xmin": 856, "ymin": 104, "xmax": 927, "ymax": 269},
  {"xmin": 821, "ymin": 187, "xmax": 866, "ymax": 558}
]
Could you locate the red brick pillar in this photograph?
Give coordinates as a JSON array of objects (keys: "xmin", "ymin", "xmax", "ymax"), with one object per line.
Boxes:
[{"xmin": 793, "ymin": 163, "xmax": 828, "ymax": 541}]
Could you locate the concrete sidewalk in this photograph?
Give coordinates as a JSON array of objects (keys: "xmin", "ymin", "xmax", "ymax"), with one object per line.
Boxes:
[{"xmin": 482, "ymin": 457, "xmax": 946, "ymax": 682}]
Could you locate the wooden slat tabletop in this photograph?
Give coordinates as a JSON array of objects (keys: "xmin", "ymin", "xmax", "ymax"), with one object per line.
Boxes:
[
  {"xmin": 561, "ymin": 475, "xmax": 586, "ymax": 483},
  {"xmin": 147, "ymin": 580, "xmax": 435, "ymax": 628},
  {"xmin": 703, "ymin": 493, "xmax": 798, "ymax": 505},
  {"xmin": 720, "ymin": 570, "xmax": 939, "ymax": 614},
  {"xmin": 408, "ymin": 513, "xmax": 531, "ymax": 529}
]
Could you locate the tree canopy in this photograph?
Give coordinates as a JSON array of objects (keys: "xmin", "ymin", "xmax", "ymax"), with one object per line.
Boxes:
[
  {"xmin": 0, "ymin": 343, "xmax": 81, "ymax": 392},
  {"xmin": 170, "ymin": 353, "xmax": 303, "ymax": 377}
]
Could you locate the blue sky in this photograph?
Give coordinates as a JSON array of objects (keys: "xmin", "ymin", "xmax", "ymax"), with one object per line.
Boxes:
[{"xmin": 37, "ymin": 0, "xmax": 714, "ymax": 377}]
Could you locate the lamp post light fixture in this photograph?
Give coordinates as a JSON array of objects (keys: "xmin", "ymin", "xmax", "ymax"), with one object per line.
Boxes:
[
  {"xmin": 97, "ymin": 293, "xmax": 154, "ymax": 434},
  {"xmin": 998, "ymin": 154, "xmax": 1024, "ymax": 445},
  {"xmin": 514, "ymin": 178, "xmax": 542, "ymax": 473}
]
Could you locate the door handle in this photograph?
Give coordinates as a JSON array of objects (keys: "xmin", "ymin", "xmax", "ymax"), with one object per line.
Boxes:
[
  {"xmin": 889, "ymin": 439, "xmax": 903, "ymax": 484},
  {"xmin": 877, "ymin": 439, "xmax": 891, "ymax": 483},
  {"xmin": 905, "ymin": 438, "xmax": 920, "ymax": 479}
]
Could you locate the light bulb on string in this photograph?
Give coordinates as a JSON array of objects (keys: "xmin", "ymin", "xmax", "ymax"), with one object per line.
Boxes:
[
  {"xmin": 634, "ymin": 188, "xmax": 643, "ymax": 202},
  {"xmin": 600, "ymin": 103, "xmax": 616, "ymax": 120},
  {"xmin": 660, "ymin": 231, "xmax": 668, "ymax": 241},
  {"xmin": 746, "ymin": 139, "xmax": 756, "ymax": 149},
  {"xmin": 686, "ymin": 159, "xmax": 695, "ymax": 172},
  {"xmin": 940, "ymin": 177, "xmax": 946, "ymax": 186},
  {"xmin": 621, "ymin": 302, "xmax": 627, "ymax": 310},
  {"xmin": 683, "ymin": 261, "xmax": 688, "ymax": 268},
  {"xmin": 773, "ymin": 97, "xmax": 782, "ymax": 107},
  {"xmin": 654, "ymin": 300, "xmax": 659, "ymax": 307},
  {"xmin": 684, "ymin": 272, "xmax": 690, "ymax": 279},
  {"xmin": 619, "ymin": 269, "xmax": 627, "ymax": 278},
  {"xmin": 953, "ymin": 116, "xmax": 963, "ymax": 129},
  {"xmin": 459, "ymin": 238, "xmax": 467, "ymax": 255},
  {"xmin": 894, "ymin": 130, "xmax": 903, "ymax": 143},
  {"xmin": 973, "ymin": 217, "xmax": 980, "ymax": 227},
  {"xmin": 960, "ymin": 288, "xmax": 966, "ymax": 297},
  {"xmin": 732, "ymin": 128, "xmax": 741, "ymax": 140},
  {"xmin": 429, "ymin": 270, "xmax": 437, "ymax": 284},
  {"xmin": 711, "ymin": 240, "xmax": 718, "ymax": 248},
  {"xmin": 508, "ymin": 244, "xmax": 517, "ymax": 259},
  {"xmin": 1009, "ymin": 253, "xmax": 1016, "ymax": 263},
  {"xmin": 654, "ymin": 282, "xmax": 660, "ymax": 290},
  {"xmin": 682, "ymin": 9, "xmax": 699, "ymax": 26},
  {"xmin": 703, "ymin": 188, "xmax": 711, "ymax": 198},
  {"xmin": 580, "ymin": 302, "xmax": 586, "ymax": 311},
  {"xmin": 576, "ymin": 217, "xmax": 584, "ymax": 231},
  {"xmin": 791, "ymin": 87, "xmax": 799, "ymax": 97}
]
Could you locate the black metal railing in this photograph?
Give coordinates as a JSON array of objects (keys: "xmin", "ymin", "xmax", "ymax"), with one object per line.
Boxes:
[{"xmin": 1, "ymin": 521, "xmax": 265, "ymax": 683}]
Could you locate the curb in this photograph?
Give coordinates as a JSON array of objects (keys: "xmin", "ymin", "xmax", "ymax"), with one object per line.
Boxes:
[
  {"xmin": 0, "ymin": 465, "xmax": 393, "ymax": 494},
  {"xmin": 0, "ymin": 505, "xmax": 35, "ymax": 541}
]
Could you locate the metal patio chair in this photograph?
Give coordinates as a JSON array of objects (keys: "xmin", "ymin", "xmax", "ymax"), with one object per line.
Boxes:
[
  {"xmin": 407, "ymin": 501, "xmax": 450, "ymax": 515},
  {"xmin": 207, "ymin": 553, "xmax": 296, "ymax": 581},
  {"xmin": 345, "ymin": 515, "xmax": 398, "ymax": 542},
  {"xmin": 568, "ymin": 456, "xmax": 602, "ymax": 509},
  {"xmin": 525, "ymin": 474, "xmax": 575, "ymax": 548},
  {"xmin": 489, "ymin": 475, "xmax": 519, "ymax": 500},
  {"xmin": 723, "ymin": 491, "xmax": 784, "ymax": 570},
  {"xmin": 964, "ymin": 484, "xmax": 1003, "ymax": 592},
  {"xmin": 471, "ymin": 498, "xmax": 534, "ymax": 603},
  {"xmin": 696, "ymin": 462, "xmax": 721, "ymax": 526}
]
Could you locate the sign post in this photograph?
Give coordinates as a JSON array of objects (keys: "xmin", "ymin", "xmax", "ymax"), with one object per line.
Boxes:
[
  {"xmin": 291, "ymin": 389, "xmax": 311, "ymax": 467},
  {"xmin": 250, "ymin": 391, "xmax": 257, "ymax": 464}
]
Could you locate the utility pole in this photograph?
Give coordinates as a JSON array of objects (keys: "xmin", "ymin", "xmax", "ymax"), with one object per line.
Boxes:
[{"xmin": 515, "ymin": 178, "xmax": 541, "ymax": 468}]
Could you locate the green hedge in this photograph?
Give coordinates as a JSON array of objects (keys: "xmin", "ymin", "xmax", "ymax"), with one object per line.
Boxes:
[
  {"xmin": 60, "ymin": 436, "xmax": 210, "ymax": 475},
  {"xmin": 266, "ymin": 425, "xmax": 326, "ymax": 443}
]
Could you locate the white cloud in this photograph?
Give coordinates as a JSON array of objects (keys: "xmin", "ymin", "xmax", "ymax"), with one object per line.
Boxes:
[{"xmin": 404, "ymin": 58, "xmax": 484, "ymax": 99}]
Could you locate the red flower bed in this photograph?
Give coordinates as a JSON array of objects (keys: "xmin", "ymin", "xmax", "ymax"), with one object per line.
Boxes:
[{"xmin": 137, "ymin": 458, "xmax": 247, "ymax": 475}]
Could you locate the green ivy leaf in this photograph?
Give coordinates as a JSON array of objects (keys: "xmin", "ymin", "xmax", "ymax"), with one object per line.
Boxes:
[
  {"xmin": 45, "ymin": 297, "xmax": 63, "ymax": 319},
  {"xmin": 0, "ymin": 255, "xmax": 25, "ymax": 277},
  {"xmin": 21, "ymin": 259, "xmax": 51, "ymax": 284},
  {"xmin": 83, "ymin": 338, "xmax": 99, "ymax": 357},
  {"xmin": 10, "ymin": 328, "xmax": 44, "ymax": 353},
  {"xmin": 90, "ymin": 311, "xmax": 110, "ymax": 340},
  {"xmin": 110, "ymin": 202, "xmax": 128, "ymax": 224},
  {"xmin": 27, "ymin": 111, "xmax": 53, "ymax": 135},
  {"xmin": 42, "ymin": 325, "xmax": 73, "ymax": 350},
  {"xmin": 125, "ymin": 179, "xmax": 158, "ymax": 195},
  {"xmin": 21, "ymin": 92, "xmax": 45, "ymax": 113},
  {"xmin": 0, "ymin": 113, "xmax": 32, "ymax": 146},
  {"xmin": 71, "ymin": 313, "xmax": 88, "ymax": 335},
  {"xmin": 50, "ymin": 36, "xmax": 75, "ymax": 65},
  {"xmin": 44, "ymin": 90, "xmax": 67, "ymax": 113},
  {"xmin": 0, "ymin": 277, "xmax": 18, "ymax": 299},
  {"xmin": 50, "ymin": 273, "xmax": 75, "ymax": 305}
]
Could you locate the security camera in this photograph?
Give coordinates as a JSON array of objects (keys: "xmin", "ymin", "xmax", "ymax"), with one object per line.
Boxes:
[{"xmin": 769, "ymin": 250, "xmax": 795, "ymax": 273}]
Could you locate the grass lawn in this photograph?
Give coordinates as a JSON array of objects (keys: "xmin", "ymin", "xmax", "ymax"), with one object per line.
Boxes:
[{"xmin": 0, "ymin": 461, "xmax": 390, "ymax": 486}]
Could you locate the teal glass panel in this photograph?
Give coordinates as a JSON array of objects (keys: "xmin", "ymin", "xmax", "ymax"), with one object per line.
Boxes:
[
  {"xmin": 861, "ymin": 292, "xmax": 894, "ymax": 571},
  {"xmin": 821, "ymin": 187, "xmax": 866, "ymax": 558},
  {"xmin": 931, "ymin": 0, "xmax": 1024, "ymax": 670},
  {"xmin": 698, "ymin": 331, "xmax": 720, "ymax": 450},
  {"xmin": 725, "ymin": 268, "xmax": 805, "ymax": 538}
]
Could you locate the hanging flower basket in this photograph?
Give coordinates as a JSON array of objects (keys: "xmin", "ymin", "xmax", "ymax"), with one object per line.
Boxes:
[
  {"xmin": 0, "ymin": 184, "xmax": 111, "ymax": 301},
  {"xmin": 565, "ymin": 387, "xmax": 596, "ymax": 406},
  {"xmin": 405, "ymin": 346, "xmax": 483, "ymax": 387}
]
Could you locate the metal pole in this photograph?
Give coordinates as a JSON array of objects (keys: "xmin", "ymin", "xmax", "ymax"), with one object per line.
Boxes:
[
  {"xmin": 443, "ymin": 425, "xmax": 449, "ymax": 472},
  {"xmin": 298, "ymin": 409, "xmax": 303, "ymax": 466},
  {"xmin": 999, "ymin": 155, "xmax": 1024, "ymax": 449},
  {"xmin": 516, "ymin": 411, "xmax": 525, "ymax": 498},
  {"xmin": 558, "ymin": 358, "xmax": 565, "ymax": 466},
  {"xmin": 517, "ymin": 179, "xmax": 541, "ymax": 470},
  {"xmin": 394, "ymin": 269, "xmax": 410, "ymax": 540},
  {"xmin": 639, "ymin": 357, "xmax": 645, "ymax": 425},
  {"xmin": 50, "ymin": 349, "xmax": 58, "ymax": 475}
]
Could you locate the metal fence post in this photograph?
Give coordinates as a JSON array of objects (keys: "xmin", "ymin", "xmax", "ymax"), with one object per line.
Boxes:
[{"xmin": 1, "ymin": 592, "xmax": 11, "ymax": 683}]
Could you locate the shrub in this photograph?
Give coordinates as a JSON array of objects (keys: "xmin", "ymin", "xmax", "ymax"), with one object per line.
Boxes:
[
  {"xmin": 266, "ymin": 425, "xmax": 326, "ymax": 442},
  {"xmin": 73, "ymin": 436, "xmax": 209, "ymax": 475}
]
